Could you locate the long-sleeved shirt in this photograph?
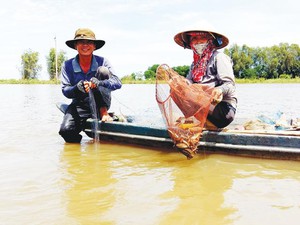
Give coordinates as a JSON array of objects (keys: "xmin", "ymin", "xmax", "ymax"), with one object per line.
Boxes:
[
  {"xmin": 61, "ymin": 54, "xmax": 122, "ymax": 101},
  {"xmin": 186, "ymin": 51, "xmax": 237, "ymax": 109}
]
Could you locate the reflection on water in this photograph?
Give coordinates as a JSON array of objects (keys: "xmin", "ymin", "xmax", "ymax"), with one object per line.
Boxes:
[
  {"xmin": 0, "ymin": 84, "xmax": 300, "ymax": 224},
  {"xmin": 60, "ymin": 142, "xmax": 179, "ymax": 224},
  {"xmin": 58, "ymin": 142, "xmax": 300, "ymax": 225},
  {"xmin": 223, "ymin": 161, "xmax": 300, "ymax": 225}
]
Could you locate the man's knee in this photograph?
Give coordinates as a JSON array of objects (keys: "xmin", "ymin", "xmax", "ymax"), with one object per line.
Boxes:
[
  {"xmin": 59, "ymin": 126, "xmax": 82, "ymax": 143},
  {"xmin": 96, "ymin": 66, "xmax": 110, "ymax": 80},
  {"xmin": 59, "ymin": 113, "xmax": 82, "ymax": 143}
]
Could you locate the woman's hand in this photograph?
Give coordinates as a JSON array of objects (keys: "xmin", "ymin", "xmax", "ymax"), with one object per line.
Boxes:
[{"xmin": 211, "ymin": 88, "xmax": 223, "ymax": 105}]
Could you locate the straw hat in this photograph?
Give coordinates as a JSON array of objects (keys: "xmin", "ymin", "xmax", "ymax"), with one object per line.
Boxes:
[
  {"xmin": 174, "ymin": 30, "xmax": 229, "ymax": 49},
  {"xmin": 66, "ymin": 28, "xmax": 105, "ymax": 50}
]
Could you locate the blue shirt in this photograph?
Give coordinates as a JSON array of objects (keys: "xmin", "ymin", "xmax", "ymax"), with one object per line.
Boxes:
[{"xmin": 61, "ymin": 54, "xmax": 122, "ymax": 100}]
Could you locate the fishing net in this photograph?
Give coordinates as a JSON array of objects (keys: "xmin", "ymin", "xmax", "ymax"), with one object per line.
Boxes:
[{"xmin": 155, "ymin": 64, "xmax": 214, "ymax": 159}]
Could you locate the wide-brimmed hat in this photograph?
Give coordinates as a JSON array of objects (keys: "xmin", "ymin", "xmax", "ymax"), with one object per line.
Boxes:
[
  {"xmin": 66, "ymin": 28, "xmax": 105, "ymax": 50},
  {"xmin": 174, "ymin": 30, "xmax": 229, "ymax": 49}
]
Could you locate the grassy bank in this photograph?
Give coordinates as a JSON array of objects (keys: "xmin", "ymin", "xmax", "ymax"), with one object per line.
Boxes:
[
  {"xmin": 236, "ymin": 77, "xmax": 300, "ymax": 84},
  {"xmin": 0, "ymin": 79, "xmax": 60, "ymax": 84},
  {"xmin": 1, "ymin": 78, "xmax": 300, "ymax": 84}
]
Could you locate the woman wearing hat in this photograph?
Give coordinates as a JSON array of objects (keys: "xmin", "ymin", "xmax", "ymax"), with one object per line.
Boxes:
[
  {"xmin": 59, "ymin": 28, "xmax": 122, "ymax": 143},
  {"xmin": 174, "ymin": 30, "xmax": 237, "ymax": 129}
]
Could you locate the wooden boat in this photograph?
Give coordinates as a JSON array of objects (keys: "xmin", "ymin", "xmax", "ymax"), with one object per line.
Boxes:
[
  {"xmin": 84, "ymin": 119, "xmax": 300, "ymax": 161},
  {"xmin": 57, "ymin": 102, "xmax": 299, "ymax": 160}
]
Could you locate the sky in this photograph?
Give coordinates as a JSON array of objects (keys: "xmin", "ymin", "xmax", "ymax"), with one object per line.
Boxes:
[{"xmin": 0, "ymin": 0, "xmax": 299, "ymax": 80}]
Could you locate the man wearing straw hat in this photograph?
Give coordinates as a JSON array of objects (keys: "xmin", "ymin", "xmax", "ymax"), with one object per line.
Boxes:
[
  {"xmin": 59, "ymin": 28, "xmax": 122, "ymax": 143},
  {"xmin": 174, "ymin": 29, "xmax": 237, "ymax": 129}
]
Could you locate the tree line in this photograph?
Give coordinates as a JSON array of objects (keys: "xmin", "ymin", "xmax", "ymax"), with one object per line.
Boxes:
[
  {"xmin": 225, "ymin": 43, "xmax": 300, "ymax": 79},
  {"xmin": 121, "ymin": 42, "xmax": 300, "ymax": 81},
  {"xmin": 20, "ymin": 42, "xmax": 300, "ymax": 81},
  {"xmin": 20, "ymin": 48, "xmax": 67, "ymax": 80}
]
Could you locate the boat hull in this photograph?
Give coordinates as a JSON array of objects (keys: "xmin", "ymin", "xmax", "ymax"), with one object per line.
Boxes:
[{"xmin": 85, "ymin": 120, "xmax": 300, "ymax": 160}]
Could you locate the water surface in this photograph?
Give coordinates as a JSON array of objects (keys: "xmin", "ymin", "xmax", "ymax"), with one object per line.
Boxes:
[{"xmin": 0, "ymin": 84, "xmax": 300, "ymax": 225}]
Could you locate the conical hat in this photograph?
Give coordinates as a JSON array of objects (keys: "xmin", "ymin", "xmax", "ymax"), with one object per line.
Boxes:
[{"xmin": 174, "ymin": 30, "xmax": 229, "ymax": 49}]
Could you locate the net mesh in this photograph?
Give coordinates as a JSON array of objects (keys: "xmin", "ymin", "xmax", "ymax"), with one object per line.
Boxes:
[{"xmin": 155, "ymin": 64, "xmax": 214, "ymax": 159}]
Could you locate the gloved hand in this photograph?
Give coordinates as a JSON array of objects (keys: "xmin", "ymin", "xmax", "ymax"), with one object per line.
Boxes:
[
  {"xmin": 77, "ymin": 80, "xmax": 91, "ymax": 93},
  {"xmin": 90, "ymin": 77, "xmax": 104, "ymax": 89},
  {"xmin": 77, "ymin": 80, "xmax": 86, "ymax": 93}
]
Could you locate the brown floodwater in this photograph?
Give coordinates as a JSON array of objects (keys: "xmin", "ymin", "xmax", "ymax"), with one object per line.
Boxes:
[{"xmin": 0, "ymin": 84, "xmax": 300, "ymax": 225}]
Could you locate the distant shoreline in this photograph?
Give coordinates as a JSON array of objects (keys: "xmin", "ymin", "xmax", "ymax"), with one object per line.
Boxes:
[{"xmin": 1, "ymin": 78, "xmax": 300, "ymax": 84}]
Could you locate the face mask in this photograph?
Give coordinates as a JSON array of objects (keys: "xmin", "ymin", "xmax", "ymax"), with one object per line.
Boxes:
[{"xmin": 193, "ymin": 43, "xmax": 208, "ymax": 55}]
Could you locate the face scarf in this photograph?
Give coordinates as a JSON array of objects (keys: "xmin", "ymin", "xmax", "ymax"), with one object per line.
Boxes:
[{"xmin": 190, "ymin": 34, "xmax": 215, "ymax": 83}]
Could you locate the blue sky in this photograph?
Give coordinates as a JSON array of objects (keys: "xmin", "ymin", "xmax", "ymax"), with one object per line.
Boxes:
[{"xmin": 0, "ymin": 0, "xmax": 299, "ymax": 80}]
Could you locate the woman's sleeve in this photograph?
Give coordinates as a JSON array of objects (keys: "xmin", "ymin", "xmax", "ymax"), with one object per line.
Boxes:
[{"xmin": 215, "ymin": 53, "xmax": 236, "ymax": 96}]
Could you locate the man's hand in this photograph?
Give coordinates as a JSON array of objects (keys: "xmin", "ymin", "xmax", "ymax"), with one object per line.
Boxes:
[
  {"xmin": 211, "ymin": 88, "xmax": 223, "ymax": 105},
  {"xmin": 77, "ymin": 80, "xmax": 90, "ymax": 93},
  {"xmin": 90, "ymin": 77, "xmax": 103, "ymax": 89},
  {"xmin": 83, "ymin": 81, "xmax": 91, "ymax": 92}
]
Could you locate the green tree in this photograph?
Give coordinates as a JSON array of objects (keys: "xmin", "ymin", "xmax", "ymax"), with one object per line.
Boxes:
[
  {"xmin": 144, "ymin": 64, "xmax": 159, "ymax": 80},
  {"xmin": 172, "ymin": 65, "xmax": 190, "ymax": 77},
  {"xmin": 278, "ymin": 43, "xmax": 300, "ymax": 78},
  {"xmin": 289, "ymin": 44, "xmax": 300, "ymax": 78},
  {"xmin": 227, "ymin": 44, "xmax": 243, "ymax": 78},
  {"xmin": 227, "ymin": 44, "xmax": 254, "ymax": 78},
  {"xmin": 21, "ymin": 49, "xmax": 41, "ymax": 79},
  {"xmin": 265, "ymin": 46, "xmax": 280, "ymax": 79},
  {"xmin": 252, "ymin": 47, "xmax": 268, "ymax": 78},
  {"xmin": 227, "ymin": 43, "xmax": 300, "ymax": 79},
  {"xmin": 144, "ymin": 70, "xmax": 156, "ymax": 80},
  {"xmin": 46, "ymin": 48, "xmax": 67, "ymax": 80}
]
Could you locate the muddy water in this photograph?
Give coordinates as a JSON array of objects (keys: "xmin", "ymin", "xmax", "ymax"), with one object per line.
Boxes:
[{"xmin": 0, "ymin": 84, "xmax": 300, "ymax": 225}]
